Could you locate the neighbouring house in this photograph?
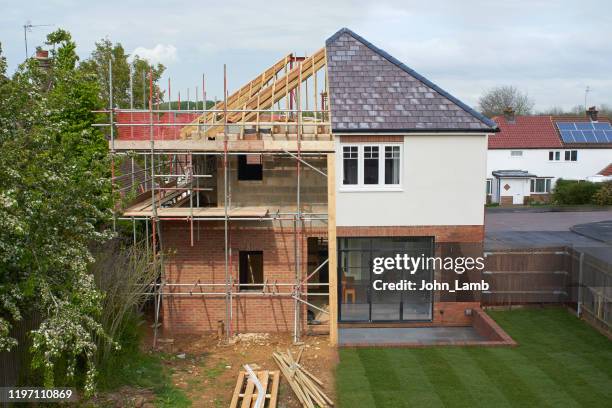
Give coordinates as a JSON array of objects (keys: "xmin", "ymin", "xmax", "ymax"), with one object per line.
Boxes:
[
  {"xmin": 487, "ymin": 107, "xmax": 612, "ymax": 205},
  {"xmin": 110, "ymin": 28, "xmax": 497, "ymax": 346}
]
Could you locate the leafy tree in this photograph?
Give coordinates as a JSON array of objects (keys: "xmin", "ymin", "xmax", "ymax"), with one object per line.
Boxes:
[
  {"xmin": 80, "ymin": 39, "xmax": 165, "ymax": 109},
  {"xmin": 0, "ymin": 31, "xmax": 112, "ymax": 394},
  {"xmin": 478, "ymin": 85, "xmax": 535, "ymax": 117}
]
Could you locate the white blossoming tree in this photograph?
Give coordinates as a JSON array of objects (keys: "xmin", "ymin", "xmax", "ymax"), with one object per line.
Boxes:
[{"xmin": 0, "ymin": 30, "xmax": 113, "ymax": 394}]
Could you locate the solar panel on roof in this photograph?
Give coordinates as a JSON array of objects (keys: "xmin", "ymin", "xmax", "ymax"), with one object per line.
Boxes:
[
  {"xmin": 555, "ymin": 121, "xmax": 612, "ymax": 143},
  {"xmin": 575, "ymin": 122, "xmax": 593, "ymax": 130},
  {"xmin": 582, "ymin": 130, "xmax": 597, "ymax": 142},
  {"xmin": 557, "ymin": 122, "xmax": 576, "ymax": 130},
  {"xmin": 559, "ymin": 129, "xmax": 575, "ymax": 142},
  {"xmin": 594, "ymin": 130, "xmax": 606, "ymax": 142},
  {"xmin": 572, "ymin": 130, "xmax": 586, "ymax": 142},
  {"xmin": 593, "ymin": 122, "xmax": 612, "ymax": 130}
]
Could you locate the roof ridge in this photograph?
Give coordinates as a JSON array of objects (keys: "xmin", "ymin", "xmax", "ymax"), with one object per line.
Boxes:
[{"xmin": 326, "ymin": 27, "xmax": 497, "ymax": 130}]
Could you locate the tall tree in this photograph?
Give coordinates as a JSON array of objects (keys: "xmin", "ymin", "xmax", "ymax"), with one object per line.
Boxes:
[
  {"xmin": 80, "ymin": 39, "xmax": 165, "ymax": 109},
  {"xmin": 478, "ymin": 85, "xmax": 535, "ymax": 117},
  {"xmin": 0, "ymin": 30, "xmax": 112, "ymax": 394}
]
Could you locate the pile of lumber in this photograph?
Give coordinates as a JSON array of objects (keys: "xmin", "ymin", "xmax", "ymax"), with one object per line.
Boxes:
[
  {"xmin": 229, "ymin": 369, "xmax": 280, "ymax": 408},
  {"xmin": 272, "ymin": 349, "xmax": 333, "ymax": 408}
]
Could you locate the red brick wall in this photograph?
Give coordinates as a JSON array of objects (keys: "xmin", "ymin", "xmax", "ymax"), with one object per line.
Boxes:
[
  {"xmin": 473, "ymin": 308, "xmax": 517, "ymax": 345},
  {"xmin": 433, "ymin": 302, "xmax": 480, "ymax": 325},
  {"xmin": 161, "ymin": 221, "xmax": 326, "ymax": 334},
  {"xmin": 336, "ymin": 225, "xmax": 484, "ymax": 243},
  {"xmin": 500, "ymin": 196, "xmax": 515, "ymax": 206},
  {"xmin": 527, "ymin": 194, "xmax": 551, "ymax": 204}
]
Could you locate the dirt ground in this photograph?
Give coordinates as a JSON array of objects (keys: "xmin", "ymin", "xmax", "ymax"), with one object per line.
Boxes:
[{"xmin": 156, "ymin": 331, "xmax": 338, "ymax": 407}]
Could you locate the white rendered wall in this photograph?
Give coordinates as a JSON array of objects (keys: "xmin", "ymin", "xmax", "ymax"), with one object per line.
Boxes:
[
  {"xmin": 487, "ymin": 149, "xmax": 612, "ymax": 182},
  {"xmin": 335, "ymin": 134, "xmax": 488, "ymax": 227}
]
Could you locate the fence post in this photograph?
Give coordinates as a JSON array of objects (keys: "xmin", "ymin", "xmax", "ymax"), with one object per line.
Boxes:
[{"xmin": 577, "ymin": 251, "xmax": 584, "ymax": 317}]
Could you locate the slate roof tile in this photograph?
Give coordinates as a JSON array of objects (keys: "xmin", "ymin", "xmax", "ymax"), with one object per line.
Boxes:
[{"xmin": 325, "ymin": 28, "xmax": 497, "ymax": 133}]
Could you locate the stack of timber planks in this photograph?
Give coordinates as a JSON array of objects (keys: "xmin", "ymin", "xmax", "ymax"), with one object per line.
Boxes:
[
  {"xmin": 229, "ymin": 370, "xmax": 280, "ymax": 408},
  {"xmin": 272, "ymin": 349, "xmax": 333, "ymax": 408}
]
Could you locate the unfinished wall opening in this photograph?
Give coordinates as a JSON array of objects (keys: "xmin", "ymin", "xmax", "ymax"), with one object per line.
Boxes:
[
  {"xmin": 307, "ymin": 237, "xmax": 329, "ymax": 325},
  {"xmin": 237, "ymin": 155, "xmax": 263, "ymax": 181},
  {"xmin": 239, "ymin": 251, "xmax": 264, "ymax": 291}
]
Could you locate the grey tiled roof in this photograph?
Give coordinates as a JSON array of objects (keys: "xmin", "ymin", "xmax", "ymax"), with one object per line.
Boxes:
[{"xmin": 325, "ymin": 28, "xmax": 497, "ymax": 133}]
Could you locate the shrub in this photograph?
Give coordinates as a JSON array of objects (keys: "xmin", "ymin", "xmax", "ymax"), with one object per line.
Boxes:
[
  {"xmin": 552, "ymin": 179, "xmax": 600, "ymax": 205},
  {"xmin": 592, "ymin": 181, "xmax": 612, "ymax": 205}
]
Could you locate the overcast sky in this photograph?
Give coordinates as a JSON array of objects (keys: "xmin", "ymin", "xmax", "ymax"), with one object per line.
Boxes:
[{"xmin": 1, "ymin": 0, "xmax": 611, "ymax": 111}]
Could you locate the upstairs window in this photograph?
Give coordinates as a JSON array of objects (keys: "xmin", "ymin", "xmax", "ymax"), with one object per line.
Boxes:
[
  {"xmin": 549, "ymin": 151, "xmax": 561, "ymax": 161},
  {"xmin": 511, "ymin": 150, "xmax": 523, "ymax": 157},
  {"xmin": 341, "ymin": 144, "xmax": 402, "ymax": 189},
  {"xmin": 238, "ymin": 154, "xmax": 263, "ymax": 180},
  {"xmin": 385, "ymin": 146, "xmax": 401, "ymax": 184},
  {"xmin": 364, "ymin": 146, "xmax": 379, "ymax": 184},
  {"xmin": 564, "ymin": 150, "xmax": 577, "ymax": 161},
  {"xmin": 343, "ymin": 146, "xmax": 358, "ymax": 185}
]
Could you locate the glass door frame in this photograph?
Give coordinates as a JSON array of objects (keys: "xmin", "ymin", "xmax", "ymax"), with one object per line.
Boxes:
[{"xmin": 337, "ymin": 236, "xmax": 435, "ymax": 323}]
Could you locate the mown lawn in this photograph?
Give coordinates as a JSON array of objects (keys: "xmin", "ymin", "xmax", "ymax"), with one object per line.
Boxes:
[{"xmin": 336, "ymin": 308, "xmax": 612, "ymax": 407}]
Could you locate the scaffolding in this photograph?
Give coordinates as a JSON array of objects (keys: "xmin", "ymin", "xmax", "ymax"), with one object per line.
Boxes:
[{"xmin": 96, "ymin": 49, "xmax": 333, "ymax": 345}]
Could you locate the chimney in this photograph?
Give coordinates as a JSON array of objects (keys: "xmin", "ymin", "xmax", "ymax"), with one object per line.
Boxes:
[
  {"xmin": 586, "ymin": 106, "xmax": 598, "ymax": 122},
  {"xmin": 35, "ymin": 49, "xmax": 50, "ymax": 70},
  {"xmin": 503, "ymin": 106, "xmax": 516, "ymax": 123},
  {"xmin": 35, "ymin": 49, "xmax": 48, "ymax": 59}
]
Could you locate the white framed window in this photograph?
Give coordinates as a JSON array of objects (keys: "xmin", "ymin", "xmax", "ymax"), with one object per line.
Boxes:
[
  {"xmin": 549, "ymin": 151, "xmax": 561, "ymax": 161},
  {"xmin": 342, "ymin": 146, "xmax": 358, "ymax": 185},
  {"xmin": 363, "ymin": 146, "xmax": 379, "ymax": 184},
  {"xmin": 510, "ymin": 150, "xmax": 523, "ymax": 157},
  {"xmin": 340, "ymin": 144, "xmax": 402, "ymax": 190},
  {"xmin": 564, "ymin": 150, "xmax": 577, "ymax": 161},
  {"xmin": 384, "ymin": 146, "xmax": 401, "ymax": 184},
  {"xmin": 486, "ymin": 179, "xmax": 492, "ymax": 195},
  {"xmin": 530, "ymin": 178, "xmax": 551, "ymax": 193}
]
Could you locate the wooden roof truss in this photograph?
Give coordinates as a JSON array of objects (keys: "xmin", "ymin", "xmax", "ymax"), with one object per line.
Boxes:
[{"xmin": 181, "ymin": 48, "xmax": 328, "ymax": 139}]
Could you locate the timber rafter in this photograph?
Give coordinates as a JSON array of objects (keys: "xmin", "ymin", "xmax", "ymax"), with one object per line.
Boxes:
[{"xmin": 181, "ymin": 48, "xmax": 327, "ymax": 139}]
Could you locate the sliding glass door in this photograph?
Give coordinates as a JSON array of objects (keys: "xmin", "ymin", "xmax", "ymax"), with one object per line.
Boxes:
[{"xmin": 338, "ymin": 237, "xmax": 434, "ymax": 322}]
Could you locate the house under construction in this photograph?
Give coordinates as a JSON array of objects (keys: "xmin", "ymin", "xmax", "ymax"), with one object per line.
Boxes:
[{"xmin": 103, "ymin": 28, "xmax": 498, "ymax": 345}]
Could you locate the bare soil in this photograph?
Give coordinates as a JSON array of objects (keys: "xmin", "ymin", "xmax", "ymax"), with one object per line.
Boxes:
[{"xmin": 156, "ymin": 332, "xmax": 338, "ymax": 407}]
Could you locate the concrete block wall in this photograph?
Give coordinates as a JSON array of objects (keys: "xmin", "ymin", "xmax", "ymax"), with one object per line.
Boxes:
[{"xmin": 217, "ymin": 156, "xmax": 328, "ymax": 209}]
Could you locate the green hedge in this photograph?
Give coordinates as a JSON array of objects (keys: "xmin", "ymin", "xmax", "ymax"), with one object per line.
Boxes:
[
  {"xmin": 592, "ymin": 181, "xmax": 612, "ymax": 205},
  {"xmin": 552, "ymin": 179, "xmax": 602, "ymax": 205}
]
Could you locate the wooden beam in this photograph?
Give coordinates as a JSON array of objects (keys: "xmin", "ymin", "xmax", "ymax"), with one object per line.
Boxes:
[
  {"xmin": 183, "ymin": 49, "xmax": 327, "ymax": 139},
  {"xmin": 327, "ymin": 152, "xmax": 338, "ymax": 346},
  {"xmin": 180, "ymin": 54, "xmax": 292, "ymax": 139}
]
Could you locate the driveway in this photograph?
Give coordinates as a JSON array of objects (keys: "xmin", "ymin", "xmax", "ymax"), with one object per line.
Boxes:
[
  {"xmin": 485, "ymin": 210, "xmax": 612, "ymax": 255},
  {"xmin": 485, "ymin": 210, "xmax": 612, "ymax": 232}
]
